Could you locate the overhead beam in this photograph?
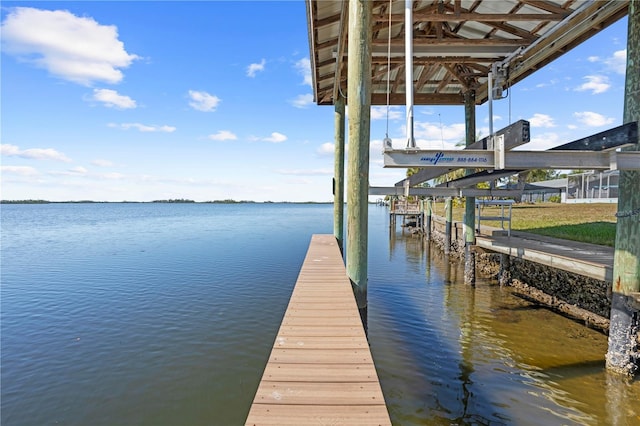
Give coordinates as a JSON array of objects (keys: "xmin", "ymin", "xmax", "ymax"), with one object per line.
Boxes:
[
  {"xmin": 371, "ymin": 92, "xmax": 465, "ymax": 105},
  {"xmin": 369, "ymin": 186, "xmax": 526, "ymax": 197},
  {"xmin": 332, "ymin": 0, "xmax": 349, "ymax": 103},
  {"xmin": 480, "ymin": 0, "xmax": 628, "ymax": 102},
  {"xmin": 372, "ymin": 12, "xmax": 568, "ymax": 22},
  {"xmin": 440, "ymin": 121, "xmax": 639, "ymax": 188},
  {"xmin": 383, "ymin": 149, "xmax": 640, "ymax": 170},
  {"xmin": 394, "ymin": 120, "xmax": 530, "ymax": 187}
]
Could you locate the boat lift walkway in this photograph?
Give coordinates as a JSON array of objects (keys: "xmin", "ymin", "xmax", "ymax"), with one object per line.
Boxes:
[
  {"xmin": 475, "ymin": 230, "xmax": 614, "ymax": 282},
  {"xmin": 245, "ymin": 234, "xmax": 391, "ymax": 425}
]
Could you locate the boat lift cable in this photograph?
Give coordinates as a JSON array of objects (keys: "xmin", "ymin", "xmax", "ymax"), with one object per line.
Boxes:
[
  {"xmin": 405, "ymin": 0, "xmax": 416, "ymax": 149},
  {"xmin": 383, "ymin": 0, "xmax": 393, "ymax": 150}
]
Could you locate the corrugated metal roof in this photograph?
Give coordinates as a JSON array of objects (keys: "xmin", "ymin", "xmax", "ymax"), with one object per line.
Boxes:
[{"xmin": 306, "ymin": 0, "xmax": 628, "ymax": 106}]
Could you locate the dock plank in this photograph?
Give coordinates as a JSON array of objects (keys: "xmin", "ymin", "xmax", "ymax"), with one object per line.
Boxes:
[
  {"xmin": 246, "ymin": 404, "xmax": 391, "ymax": 426},
  {"xmin": 245, "ymin": 234, "xmax": 390, "ymax": 426}
]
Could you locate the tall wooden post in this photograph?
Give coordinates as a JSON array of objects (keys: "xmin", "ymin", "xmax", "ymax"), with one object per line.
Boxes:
[
  {"xmin": 346, "ymin": 0, "xmax": 372, "ymax": 320},
  {"xmin": 463, "ymin": 90, "xmax": 477, "ymax": 285},
  {"xmin": 606, "ymin": 1, "xmax": 640, "ymax": 377},
  {"xmin": 334, "ymin": 97, "xmax": 346, "ymax": 251},
  {"xmin": 425, "ymin": 198, "xmax": 433, "ymax": 240},
  {"xmin": 445, "ymin": 197, "xmax": 453, "ymax": 255}
]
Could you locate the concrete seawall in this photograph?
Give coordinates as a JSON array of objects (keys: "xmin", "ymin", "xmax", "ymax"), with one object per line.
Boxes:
[{"xmin": 422, "ymin": 214, "xmax": 612, "ymax": 331}]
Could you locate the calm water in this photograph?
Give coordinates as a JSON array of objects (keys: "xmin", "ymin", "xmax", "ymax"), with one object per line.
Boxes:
[{"xmin": 1, "ymin": 203, "xmax": 638, "ymax": 425}]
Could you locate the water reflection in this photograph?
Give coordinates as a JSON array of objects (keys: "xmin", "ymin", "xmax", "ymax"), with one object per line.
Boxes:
[{"xmin": 369, "ymin": 224, "xmax": 639, "ymax": 425}]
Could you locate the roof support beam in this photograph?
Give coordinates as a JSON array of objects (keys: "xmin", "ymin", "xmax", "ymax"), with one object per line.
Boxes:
[{"xmin": 372, "ymin": 12, "xmax": 568, "ymax": 22}]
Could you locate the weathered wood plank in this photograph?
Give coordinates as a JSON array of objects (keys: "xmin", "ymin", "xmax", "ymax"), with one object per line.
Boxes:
[
  {"xmin": 253, "ymin": 382, "xmax": 386, "ymax": 405},
  {"xmin": 261, "ymin": 363, "xmax": 379, "ymax": 382},
  {"xmin": 277, "ymin": 325, "xmax": 364, "ymax": 337},
  {"xmin": 246, "ymin": 404, "xmax": 390, "ymax": 426},
  {"xmin": 268, "ymin": 348, "xmax": 374, "ymax": 364},
  {"xmin": 272, "ymin": 335, "xmax": 368, "ymax": 349}
]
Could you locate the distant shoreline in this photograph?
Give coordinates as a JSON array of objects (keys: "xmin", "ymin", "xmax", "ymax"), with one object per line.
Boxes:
[{"xmin": 0, "ymin": 199, "xmax": 335, "ymax": 205}]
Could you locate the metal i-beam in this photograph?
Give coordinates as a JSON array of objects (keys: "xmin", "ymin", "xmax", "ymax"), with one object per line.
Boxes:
[
  {"xmin": 383, "ymin": 149, "xmax": 640, "ymax": 170},
  {"xmin": 394, "ymin": 119, "xmax": 530, "ymax": 187},
  {"xmin": 369, "ymin": 186, "xmax": 525, "ymax": 198},
  {"xmin": 441, "ymin": 121, "xmax": 639, "ymax": 188}
]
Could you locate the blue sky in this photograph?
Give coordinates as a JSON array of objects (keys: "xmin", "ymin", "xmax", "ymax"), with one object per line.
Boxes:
[{"xmin": 1, "ymin": 1, "xmax": 629, "ymax": 202}]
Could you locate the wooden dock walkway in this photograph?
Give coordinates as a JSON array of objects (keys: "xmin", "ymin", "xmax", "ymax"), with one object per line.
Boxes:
[{"xmin": 245, "ymin": 234, "xmax": 391, "ymax": 426}]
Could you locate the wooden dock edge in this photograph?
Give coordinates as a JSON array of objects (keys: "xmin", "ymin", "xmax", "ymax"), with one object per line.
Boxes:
[{"xmin": 245, "ymin": 234, "xmax": 391, "ymax": 426}]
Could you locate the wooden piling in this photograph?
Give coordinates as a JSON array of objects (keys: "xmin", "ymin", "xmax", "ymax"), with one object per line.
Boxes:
[
  {"xmin": 425, "ymin": 198, "xmax": 432, "ymax": 240},
  {"xmin": 333, "ymin": 97, "xmax": 345, "ymax": 251},
  {"xmin": 606, "ymin": 0, "xmax": 640, "ymax": 378},
  {"xmin": 445, "ymin": 197, "xmax": 453, "ymax": 255},
  {"xmin": 463, "ymin": 90, "xmax": 477, "ymax": 286},
  {"xmin": 346, "ymin": 0, "xmax": 372, "ymax": 318}
]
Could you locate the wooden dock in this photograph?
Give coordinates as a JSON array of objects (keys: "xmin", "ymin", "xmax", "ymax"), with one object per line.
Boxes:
[{"xmin": 245, "ymin": 234, "xmax": 391, "ymax": 426}]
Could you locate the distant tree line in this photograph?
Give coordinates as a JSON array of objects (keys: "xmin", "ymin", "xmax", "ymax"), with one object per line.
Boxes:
[
  {"xmin": 0, "ymin": 199, "xmax": 51, "ymax": 204},
  {"xmin": 152, "ymin": 199, "xmax": 196, "ymax": 203}
]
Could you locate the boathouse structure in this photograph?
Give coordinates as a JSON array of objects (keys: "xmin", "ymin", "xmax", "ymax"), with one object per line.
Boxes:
[{"xmin": 306, "ymin": 0, "xmax": 639, "ymax": 377}]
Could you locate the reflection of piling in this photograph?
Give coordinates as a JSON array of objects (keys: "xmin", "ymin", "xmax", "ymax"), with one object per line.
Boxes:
[
  {"xmin": 464, "ymin": 196, "xmax": 476, "ymax": 285},
  {"xmin": 498, "ymin": 253, "xmax": 511, "ymax": 286},
  {"xmin": 444, "ymin": 197, "xmax": 453, "ymax": 255}
]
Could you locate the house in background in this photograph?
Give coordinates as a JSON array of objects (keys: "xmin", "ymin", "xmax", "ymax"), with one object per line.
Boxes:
[{"xmin": 523, "ymin": 170, "xmax": 619, "ymax": 204}]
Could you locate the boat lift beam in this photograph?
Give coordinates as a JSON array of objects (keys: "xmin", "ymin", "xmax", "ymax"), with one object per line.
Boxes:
[
  {"xmin": 369, "ymin": 186, "xmax": 526, "ymax": 198},
  {"xmin": 383, "ymin": 148, "xmax": 640, "ymax": 170}
]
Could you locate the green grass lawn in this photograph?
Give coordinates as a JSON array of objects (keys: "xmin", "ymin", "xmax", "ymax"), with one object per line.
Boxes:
[{"xmin": 438, "ymin": 202, "xmax": 618, "ymax": 247}]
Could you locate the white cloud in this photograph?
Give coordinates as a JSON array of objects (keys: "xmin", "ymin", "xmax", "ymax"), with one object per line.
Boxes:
[
  {"xmin": 99, "ymin": 172, "xmax": 126, "ymax": 180},
  {"xmin": 518, "ymin": 132, "xmax": 562, "ymax": 151},
  {"xmin": 247, "ymin": 59, "xmax": 266, "ymax": 77},
  {"xmin": 263, "ymin": 132, "xmax": 287, "ymax": 143},
  {"xmin": 294, "ymin": 57, "xmax": 312, "ymax": 86},
  {"xmin": 72, "ymin": 166, "xmax": 88, "ymax": 173},
  {"xmin": 208, "ymin": 130, "xmax": 237, "ymax": 141},
  {"xmin": 1, "ymin": 7, "xmax": 138, "ymax": 85},
  {"xmin": 413, "ymin": 121, "xmax": 465, "ymax": 146},
  {"xmin": 1, "ymin": 165, "xmax": 39, "ymax": 176},
  {"xmin": 1, "ymin": 143, "xmax": 72, "ymax": 162},
  {"xmin": 290, "ymin": 93, "xmax": 314, "ymax": 109},
  {"xmin": 92, "ymin": 159, "xmax": 114, "ymax": 167},
  {"xmin": 587, "ymin": 56, "xmax": 600, "ymax": 63},
  {"xmin": 574, "ymin": 111, "xmax": 615, "ymax": 127},
  {"xmin": 276, "ymin": 168, "xmax": 332, "ymax": 176},
  {"xmin": 188, "ymin": 90, "xmax": 220, "ymax": 112},
  {"xmin": 575, "ymin": 75, "xmax": 610, "ymax": 94},
  {"xmin": 109, "ymin": 122, "xmax": 176, "ymax": 132},
  {"xmin": 528, "ymin": 113, "xmax": 556, "ymax": 128},
  {"xmin": 605, "ymin": 49, "xmax": 627, "ymax": 75},
  {"xmin": 371, "ymin": 106, "xmax": 402, "ymax": 121},
  {"xmin": 93, "ymin": 89, "xmax": 136, "ymax": 109},
  {"xmin": 317, "ymin": 142, "xmax": 334, "ymax": 156}
]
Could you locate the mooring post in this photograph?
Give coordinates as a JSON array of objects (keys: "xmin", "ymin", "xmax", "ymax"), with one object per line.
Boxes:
[
  {"xmin": 333, "ymin": 97, "xmax": 345, "ymax": 252},
  {"xmin": 425, "ymin": 198, "xmax": 433, "ymax": 240},
  {"xmin": 463, "ymin": 90, "xmax": 477, "ymax": 285},
  {"xmin": 606, "ymin": 0, "xmax": 640, "ymax": 378},
  {"xmin": 445, "ymin": 197, "xmax": 453, "ymax": 255},
  {"xmin": 346, "ymin": 0, "xmax": 372, "ymax": 328}
]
